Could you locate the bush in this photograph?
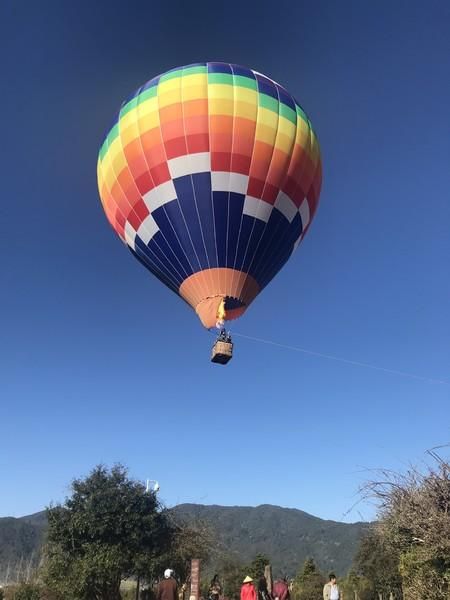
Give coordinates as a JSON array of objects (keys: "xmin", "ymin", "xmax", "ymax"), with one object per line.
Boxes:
[
  {"xmin": 293, "ymin": 558, "xmax": 325, "ymax": 600},
  {"xmin": 2, "ymin": 584, "xmax": 61, "ymax": 600},
  {"xmin": 362, "ymin": 448, "xmax": 450, "ymax": 600},
  {"xmin": 7, "ymin": 584, "xmax": 41, "ymax": 600}
]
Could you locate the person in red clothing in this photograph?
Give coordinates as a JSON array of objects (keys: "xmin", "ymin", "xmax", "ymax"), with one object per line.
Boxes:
[
  {"xmin": 271, "ymin": 577, "xmax": 289, "ymax": 600},
  {"xmin": 241, "ymin": 576, "xmax": 257, "ymax": 600}
]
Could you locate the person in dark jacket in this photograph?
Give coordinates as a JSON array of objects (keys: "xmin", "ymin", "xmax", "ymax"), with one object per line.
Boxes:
[
  {"xmin": 208, "ymin": 575, "xmax": 222, "ymax": 600},
  {"xmin": 157, "ymin": 569, "xmax": 178, "ymax": 600},
  {"xmin": 257, "ymin": 576, "xmax": 270, "ymax": 600}
]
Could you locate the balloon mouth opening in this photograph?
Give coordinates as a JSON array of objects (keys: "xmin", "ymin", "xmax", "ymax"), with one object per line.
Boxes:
[
  {"xmin": 195, "ymin": 295, "xmax": 248, "ymax": 329},
  {"xmin": 216, "ymin": 296, "xmax": 246, "ymax": 329},
  {"xmin": 223, "ymin": 296, "xmax": 246, "ymax": 311},
  {"xmin": 179, "ymin": 267, "xmax": 260, "ymax": 328}
]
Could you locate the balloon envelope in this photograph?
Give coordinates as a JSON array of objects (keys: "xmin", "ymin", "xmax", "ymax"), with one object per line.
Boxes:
[{"xmin": 97, "ymin": 63, "xmax": 322, "ymax": 328}]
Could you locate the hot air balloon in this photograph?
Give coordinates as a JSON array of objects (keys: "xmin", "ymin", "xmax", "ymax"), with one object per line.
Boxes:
[{"xmin": 97, "ymin": 63, "xmax": 322, "ymax": 363}]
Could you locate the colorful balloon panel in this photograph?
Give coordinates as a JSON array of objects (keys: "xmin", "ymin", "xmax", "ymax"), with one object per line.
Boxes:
[{"xmin": 97, "ymin": 63, "xmax": 322, "ymax": 328}]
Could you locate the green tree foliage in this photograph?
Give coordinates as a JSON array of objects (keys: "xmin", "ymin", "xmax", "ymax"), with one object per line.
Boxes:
[
  {"xmin": 10, "ymin": 583, "xmax": 41, "ymax": 600},
  {"xmin": 219, "ymin": 558, "xmax": 247, "ymax": 600},
  {"xmin": 248, "ymin": 554, "xmax": 271, "ymax": 580},
  {"xmin": 217, "ymin": 554, "xmax": 270, "ymax": 600},
  {"xmin": 43, "ymin": 465, "xmax": 175, "ymax": 600},
  {"xmin": 120, "ymin": 588, "xmax": 139, "ymax": 600},
  {"xmin": 293, "ymin": 558, "xmax": 325, "ymax": 600},
  {"xmin": 339, "ymin": 569, "xmax": 373, "ymax": 600},
  {"xmin": 354, "ymin": 528, "xmax": 403, "ymax": 599},
  {"xmin": 360, "ymin": 448, "xmax": 450, "ymax": 600},
  {"xmin": 399, "ymin": 548, "xmax": 449, "ymax": 600},
  {"xmin": 1, "ymin": 583, "xmax": 60, "ymax": 600},
  {"xmin": 155, "ymin": 516, "xmax": 213, "ymax": 584}
]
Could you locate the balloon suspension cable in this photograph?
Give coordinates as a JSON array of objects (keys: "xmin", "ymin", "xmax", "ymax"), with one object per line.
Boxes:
[{"xmin": 232, "ymin": 332, "xmax": 449, "ymax": 386}]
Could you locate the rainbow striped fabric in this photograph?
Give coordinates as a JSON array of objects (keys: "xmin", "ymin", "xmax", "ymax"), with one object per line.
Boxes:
[{"xmin": 97, "ymin": 63, "xmax": 322, "ymax": 328}]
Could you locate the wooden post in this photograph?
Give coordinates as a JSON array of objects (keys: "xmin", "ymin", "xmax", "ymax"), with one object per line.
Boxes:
[
  {"xmin": 190, "ymin": 559, "xmax": 201, "ymax": 600},
  {"xmin": 264, "ymin": 565, "xmax": 273, "ymax": 595},
  {"xmin": 135, "ymin": 576, "xmax": 140, "ymax": 600}
]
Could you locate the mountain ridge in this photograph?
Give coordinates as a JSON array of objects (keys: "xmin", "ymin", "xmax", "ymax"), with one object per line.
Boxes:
[
  {"xmin": 172, "ymin": 502, "xmax": 357, "ymax": 523},
  {"xmin": 171, "ymin": 503, "xmax": 367, "ymax": 575},
  {"xmin": 0, "ymin": 503, "xmax": 368, "ymax": 581}
]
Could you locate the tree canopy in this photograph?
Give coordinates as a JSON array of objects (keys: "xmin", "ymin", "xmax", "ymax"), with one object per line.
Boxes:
[
  {"xmin": 293, "ymin": 558, "xmax": 325, "ymax": 600},
  {"xmin": 355, "ymin": 448, "xmax": 450, "ymax": 600},
  {"xmin": 43, "ymin": 465, "xmax": 175, "ymax": 600},
  {"xmin": 353, "ymin": 528, "xmax": 402, "ymax": 599}
]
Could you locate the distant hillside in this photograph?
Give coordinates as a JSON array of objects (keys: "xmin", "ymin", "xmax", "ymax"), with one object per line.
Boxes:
[
  {"xmin": 172, "ymin": 504, "xmax": 368, "ymax": 576},
  {"xmin": 0, "ymin": 505, "xmax": 368, "ymax": 582},
  {"xmin": 0, "ymin": 513, "xmax": 46, "ymax": 582}
]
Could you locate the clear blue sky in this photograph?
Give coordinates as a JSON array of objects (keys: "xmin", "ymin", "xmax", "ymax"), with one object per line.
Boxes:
[{"xmin": 1, "ymin": 0, "xmax": 449, "ymax": 522}]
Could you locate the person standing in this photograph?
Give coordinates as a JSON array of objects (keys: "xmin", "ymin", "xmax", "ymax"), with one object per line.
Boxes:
[
  {"xmin": 209, "ymin": 575, "xmax": 222, "ymax": 600},
  {"xmin": 157, "ymin": 569, "xmax": 178, "ymax": 600},
  {"xmin": 271, "ymin": 577, "xmax": 289, "ymax": 600},
  {"xmin": 323, "ymin": 573, "xmax": 341, "ymax": 600},
  {"xmin": 241, "ymin": 576, "xmax": 257, "ymax": 600},
  {"xmin": 257, "ymin": 576, "xmax": 270, "ymax": 600}
]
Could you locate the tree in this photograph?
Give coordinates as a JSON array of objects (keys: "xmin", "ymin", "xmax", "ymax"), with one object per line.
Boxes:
[
  {"xmin": 339, "ymin": 569, "xmax": 374, "ymax": 600},
  {"xmin": 354, "ymin": 528, "xmax": 403, "ymax": 599},
  {"xmin": 43, "ymin": 465, "xmax": 175, "ymax": 600},
  {"xmin": 155, "ymin": 516, "xmax": 214, "ymax": 585},
  {"xmin": 215, "ymin": 553, "xmax": 272, "ymax": 600},
  {"xmin": 248, "ymin": 554, "xmax": 271, "ymax": 581},
  {"xmin": 362, "ymin": 447, "xmax": 450, "ymax": 600},
  {"xmin": 293, "ymin": 558, "xmax": 324, "ymax": 600},
  {"xmin": 218, "ymin": 558, "xmax": 247, "ymax": 600}
]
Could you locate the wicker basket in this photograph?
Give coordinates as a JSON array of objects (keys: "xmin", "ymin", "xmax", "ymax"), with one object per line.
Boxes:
[{"xmin": 211, "ymin": 340, "xmax": 233, "ymax": 364}]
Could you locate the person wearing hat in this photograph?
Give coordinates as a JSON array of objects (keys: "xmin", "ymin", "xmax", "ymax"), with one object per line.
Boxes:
[
  {"xmin": 157, "ymin": 569, "xmax": 178, "ymax": 600},
  {"xmin": 241, "ymin": 576, "xmax": 257, "ymax": 600}
]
